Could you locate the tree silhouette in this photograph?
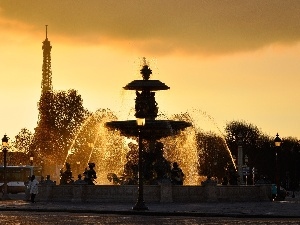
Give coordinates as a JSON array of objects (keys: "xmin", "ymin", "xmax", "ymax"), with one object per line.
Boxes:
[
  {"xmin": 14, "ymin": 128, "xmax": 33, "ymax": 155},
  {"xmin": 31, "ymin": 90, "xmax": 88, "ymax": 166},
  {"xmin": 196, "ymin": 131, "xmax": 231, "ymax": 180}
]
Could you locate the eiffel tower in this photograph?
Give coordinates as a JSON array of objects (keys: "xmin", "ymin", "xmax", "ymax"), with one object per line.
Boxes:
[{"xmin": 41, "ymin": 25, "xmax": 53, "ymax": 94}]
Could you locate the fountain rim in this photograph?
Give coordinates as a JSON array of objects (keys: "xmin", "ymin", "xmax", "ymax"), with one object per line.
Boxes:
[
  {"xmin": 105, "ymin": 119, "xmax": 192, "ymax": 139},
  {"xmin": 123, "ymin": 80, "xmax": 170, "ymax": 91}
]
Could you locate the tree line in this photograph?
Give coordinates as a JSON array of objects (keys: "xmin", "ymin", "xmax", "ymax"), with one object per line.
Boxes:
[{"xmin": 198, "ymin": 121, "xmax": 300, "ymax": 190}]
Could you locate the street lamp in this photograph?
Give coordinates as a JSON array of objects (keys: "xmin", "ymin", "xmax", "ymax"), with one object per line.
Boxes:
[
  {"xmin": 244, "ymin": 155, "xmax": 248, "ymax": 164},
  {"xmin": 76, "ymin": 161, "xmax": 80, "ymax": 175},
  {"xmin": 274, "ymin": 133, "xmax": 282, "ymax": 201},
  {"xmin": 213, "ymin": 161, "xmax": 217, "ymax": 173},
  {"xmin": 41, "ymin": 160, "xmax": 44, "ymax": 177},
  {"xmin": 237, "ymin": 132, "xmax": 243, "ymax": 184},
  {"xmin": 2, "ymin": 134, "xmax": 10, "ymax": 200},
  {"xmin": 132, "ymin": 118, "xmax": 148, "ymax": 210},
  {"xmin": 244, "ymin": 155, "xmax": 249, "ymax": 185}
]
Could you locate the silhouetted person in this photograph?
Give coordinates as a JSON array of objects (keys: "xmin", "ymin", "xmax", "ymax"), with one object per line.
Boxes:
[
  {"xmin": 28, "ymin": 175, "xmax": 39, "ymax": 203},
  {"xmin": 24, "ymin": 176, "xmax": 31, "ymax": 201}
]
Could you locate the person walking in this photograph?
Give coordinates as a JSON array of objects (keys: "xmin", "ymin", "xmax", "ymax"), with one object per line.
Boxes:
[
  {"xmin": 28, "ymin": 175, "xmax": 39, "ymax": 203},
  {"xmin": 24, "ymin": 176, "xmax": 31, "ymax": 201}
]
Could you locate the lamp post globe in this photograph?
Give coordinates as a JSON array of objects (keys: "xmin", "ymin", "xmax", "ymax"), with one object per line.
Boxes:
[
  {"xmin": 132, "ymin": 118, "xmax": 148, "ymax": 210},
  {"xmin": 29, "ymin": 155, "xmax": 34, "ymax": 166},
  {"xmin": 2, "ymin": 134, "xmax": 10, "ymax": 200},
  {"xmin": 274, "ymin": 133, "xmax": 282, "ymax": 147},
  {"xmin": 76, "ymin": 161, "xmax": 81, "ymax": 175}
]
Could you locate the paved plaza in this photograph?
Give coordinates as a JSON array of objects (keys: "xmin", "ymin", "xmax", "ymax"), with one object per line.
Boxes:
[
  {"xmin": 0, "ymin": 192, "xmax": 299, "ymax": 219},
  {"xmin": 1, "ymin": 211, "xmax": 300, "ymax": 225}
]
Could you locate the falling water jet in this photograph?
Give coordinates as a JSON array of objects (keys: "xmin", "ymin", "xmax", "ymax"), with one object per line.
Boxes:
[
  {"xmin": 187, "ymin": 108, "xmax": 237, "ymax": 169},
  {"xmin": 62, "ymin": 108, "xmax": 128, "ymax": 184},
  {"xmin": 63, "ymin": 112, "xmax": 96, "ymax": 166}
]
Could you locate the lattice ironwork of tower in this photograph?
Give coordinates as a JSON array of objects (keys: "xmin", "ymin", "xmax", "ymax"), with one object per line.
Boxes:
[{"xmin": 41, "ymin": 25, "xmax": 53, "ymax": 94}]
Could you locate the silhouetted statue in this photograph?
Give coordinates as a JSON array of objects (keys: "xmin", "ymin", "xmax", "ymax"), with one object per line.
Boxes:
[
  {"xmin": 74, "ymin": 174, "xmax": 87, "ymax": 184},
  {"xmin": 135, "ymin": 90, "xmax": 158, "ymax": 119},
  {"xmin": 60, "ymin": 162, "xmax": 73, "ymax": 185},
  {"xmin": 44, "ymin": 175, "xmax": 55, "ymax": 185},
  {"xmin": 227, "ymin": 164, "xmax": 238, "ymax": 185},
  {"xmin": 222, "ymin": 176, "xmax": 228, "ymax": 185},
  {"xmin": 146, "ymin": 142, "xmax": 171, "ymax": 183},
  {"xmin": 40, "ymin": 176, "xmax": 45, "ymax": 185},
  {"xmin": 171, "ymin": 162, "xmax": 185, "ymax": 185},
  {"xmin": 83, "ymin": 163, "xmax": 97, "ymax": 185},
  {"xmin": 122, "ymin": 143, "xmax": 139, "ymax": 184},
  {"xmin": 201, "ymin": 175, "xmax": 217, "ymax": 186},
  {"xmin": 120, "ymin": 141, "xmax": 171, "ymax": 185}
]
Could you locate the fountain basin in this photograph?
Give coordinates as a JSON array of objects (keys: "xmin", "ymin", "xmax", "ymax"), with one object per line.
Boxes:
[
  {"xmin": 36, "ymin": 184, "xmax": 272, "ymax": 203},
  {"xmin": 105, "ymin": 120, "xmax": 192, "ymax": 140},
  {"xmin": 124, "ymin": 80, "xmax": 170, "ymax": 91}
]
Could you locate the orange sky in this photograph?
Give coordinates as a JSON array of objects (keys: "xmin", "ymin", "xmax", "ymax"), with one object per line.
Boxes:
[{"xmin": 0, "ymin": 1, "xmax": 300, "ymax": 140}]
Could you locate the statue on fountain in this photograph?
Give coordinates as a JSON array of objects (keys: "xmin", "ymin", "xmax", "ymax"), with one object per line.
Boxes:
[
  {"xmin": 171, "ymin": 162, "xmax": 185, "ymax": 185},
  {"xmin": 60, "ymin": 162, "xmax": 74, "ymax": 185},
  {"xmin": 135, "ymin": 90, "xmax": 158, "ymax": 119},
  {"xmin": 113, "ymin": 142, "xmax": 139, "ymax": 185},
  {"xmin": 227, "ymin": 163, "xmax": 239, "ymax": 185},
  {"xmin": 83, "ymin": 162, "xmax": 97, "ymax": 185},
  {"xmin": 144, "ymin": 141, "xmax": 171, "ymax": 184},
  {"xmin": 108, "ymin": 141, "xmax": 172, "ymax": 185}
]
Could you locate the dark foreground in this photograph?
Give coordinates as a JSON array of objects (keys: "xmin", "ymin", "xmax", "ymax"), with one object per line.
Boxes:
[
  {"xmin": 0, "ymin": 192, "xmax": 299, "ymax": 224},
  {"xmin": 0, "ymin": 211, "xmax": 300, "ymax": 225}
]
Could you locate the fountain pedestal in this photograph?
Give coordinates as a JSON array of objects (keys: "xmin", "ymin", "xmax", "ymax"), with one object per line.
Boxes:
[
  {"xmin": 36, "ymin": 184, "xmax": 273, "ymax": 203},
  {"xmin": 160, "ymin": 180, "xmax": 173, "ymax": 203},
  {"xmin": 202, "ymin": 178, "xmax": 218, "ymax": 202},
  {"xmin": 72, "ymin": 185, "xmax": 85, "ymax": 202}
]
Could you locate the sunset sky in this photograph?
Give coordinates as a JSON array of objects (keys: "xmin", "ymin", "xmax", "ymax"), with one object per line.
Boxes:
[{"xmin": 0, "ymin": 1, "xmax": 300, "ymax": 141}]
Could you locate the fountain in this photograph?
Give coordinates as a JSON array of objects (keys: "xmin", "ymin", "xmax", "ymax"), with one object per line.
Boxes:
[
  {"xmin": 105, "ymin": 58, "xmax": 193, "ymax": 185},
  {"xmin": 36, "ymin": 59, "xmax": 272, "ymax": 203},
  {"xmin": 57, "ymin": 61, "xmax": 233, "ymax": 186}
]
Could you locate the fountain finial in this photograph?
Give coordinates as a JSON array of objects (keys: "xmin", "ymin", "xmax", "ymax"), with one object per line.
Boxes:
[{"xmin": 140, "ymin": 57, "xmax": 152, "ymax": 80}]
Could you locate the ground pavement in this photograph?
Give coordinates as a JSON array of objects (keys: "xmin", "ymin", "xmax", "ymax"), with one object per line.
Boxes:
[{"xmin": 0, "ymin": 192, "xmax": 299, "ymax": 218}]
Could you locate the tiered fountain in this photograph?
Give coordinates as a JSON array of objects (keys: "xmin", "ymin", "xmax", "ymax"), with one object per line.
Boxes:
[{"xmin": 105, "ymin": 58, "xmax": 192, "ymax": 185}]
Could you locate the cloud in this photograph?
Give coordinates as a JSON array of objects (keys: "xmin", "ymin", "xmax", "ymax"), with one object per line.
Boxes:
[{"xmin": 1, "ymin": 0, "xmax": 300, "ymax": 55}]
